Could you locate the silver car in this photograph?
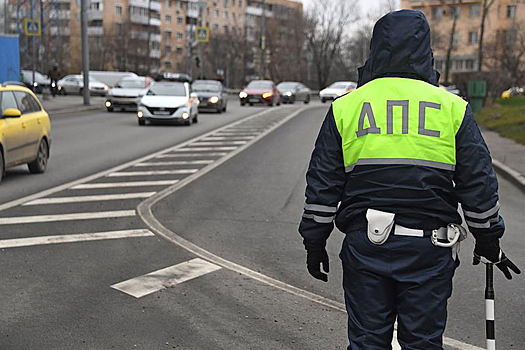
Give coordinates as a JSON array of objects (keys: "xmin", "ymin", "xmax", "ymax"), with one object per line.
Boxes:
[{"xmin": 57, "ymin": 75, "xmax": 108, "ymax": 96}]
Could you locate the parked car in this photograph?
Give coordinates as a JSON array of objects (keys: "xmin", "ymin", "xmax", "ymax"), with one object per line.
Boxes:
[
  {"xmin": 501, "ymin": 86, "xmax": 524, "ymax": 99},
  {"xmin": 191, "ymin": 80, "xmax": 228, "ymax": 113},
  {"xmin": 239, "ymin": 80, "xmax": 281, "ymax": 106},
  {"xmin": 21, "ymin": 70, "xmax": 51, "ymax": 93},
  {"xmin": 277, "ymin": 81, "xmax": 311, "ymax": 104},
  {"xmin": 105, "ymin": 76, "xmax": 153, "ymax": 112},
  {"xmin": 319, "ymin": 81, "xmax": 357, "ymax": 102},
  {"xmin": 0, "ymin": 83, "xmax": 51, "ymax": 182},
  {"xmin": 137, "ymin": 82, "xmax": 198, "ymax": 126},
  {"xmin": 57, "ymin": 75, "xmax": 108, "ymax": 96}
]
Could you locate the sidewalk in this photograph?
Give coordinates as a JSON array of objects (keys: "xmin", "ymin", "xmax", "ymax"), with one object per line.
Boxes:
[
  {"xmin": 38, "ymin": 94, "xmax": 105, "ymax": 114},
  {"xmin": 481, "ymin": 128, "xmax": 525, "ymax": 192}
]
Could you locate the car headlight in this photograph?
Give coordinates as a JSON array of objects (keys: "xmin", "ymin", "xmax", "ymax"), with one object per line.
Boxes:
[
  {"xmin": 104, "ymin": 85, "xmax": 109, "ymax": 91},
  {"xmin": 105, "ymin": 101, "xmax": 112, "ymax": 108},
  {"xmin": 58, "ymin": 85, "xmax": 62, "ymax": 90},
  {"xmin": 137, "ymin": 111, "xmax": 144, "ymax": 118},
  {"xmin": 51, "ymin": 82, "xmax": 56, "ymax": 88},
  {"xmin": 182, "ymin": 112, "xmax": 189, "ymax": 119},
  {"xmin": 262, "ymin": 92, "xmax": 273, "ymax": 99},
  {"xmin": 33, "ymin": 82, "xmax": 38, "ymax": 87},
  {"xmin": 285, "ymin": 91, "xmax": 293, "ymax": 97},
  {"xmin": 209, "ymin": 96, "xmax": 219, "ymax": 104},
  {"xmin": 239, "ymin": 92, "xmax": 248, "ymax": 99}
]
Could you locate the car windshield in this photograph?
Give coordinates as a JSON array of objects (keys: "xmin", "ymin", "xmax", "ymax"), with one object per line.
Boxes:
[
  {"xmin": 117, "ymin": 79, "xmax": 145, "ymax": 88},
  {"xmin": 328, "ymin": 83, "xmax": 349, "ymax": 89},
  {"xmin": 247, "ymin": 82, "xmax": 272, "ymax": 89},
  {"xmin": 192, "ymin": 83, "xmax": 220, "ymax": 92},
  {"xmin": 147, "ymin": 84, "xmax": 186, "ymax": 96},
  {"xmin": 277, "ymin": 83, "xmax": 298, "ymax": 90}
]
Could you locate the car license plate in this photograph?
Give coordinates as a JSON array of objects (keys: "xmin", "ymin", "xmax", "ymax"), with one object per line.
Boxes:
[
  {"xmin": 155, "ymin": 111, "xmax": 170, "ymax": 115},
  {"xmin": 249, "ymin": 98, "xmax": 259, "ymax": 102}
]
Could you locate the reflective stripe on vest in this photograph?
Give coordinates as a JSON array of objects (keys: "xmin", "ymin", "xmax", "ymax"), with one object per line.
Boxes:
[{"xmin": 332, "ymin": 78, "xmax": 467, "ymax": 172}]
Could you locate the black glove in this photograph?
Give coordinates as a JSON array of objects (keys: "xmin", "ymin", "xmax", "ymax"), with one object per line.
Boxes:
[
  {"xmin": 304, "ymin": 240, "xmax": 329, "ymax": 282},
  {"xmin": 473, "ymin": 240, "xmax": 521, "ymax": 280}
]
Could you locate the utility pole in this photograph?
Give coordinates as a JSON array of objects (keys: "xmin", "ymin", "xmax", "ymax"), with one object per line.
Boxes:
[
  {"xmin": 259, "ymin": 0, "xmax": 266, "ymax": 79},
  {"xmin": 31, "ymin": 0, "xmax": 36, "ymax": 88},
  {"xmin": 80, "ymin": 0, "xmax": 90, "ymax": 105},
  {"xmin": 146, "ymin": 0, "xmax": 151, "ymax": 74}
]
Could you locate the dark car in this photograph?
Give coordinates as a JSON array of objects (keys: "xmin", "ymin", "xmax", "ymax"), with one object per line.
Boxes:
[
  {"xmin": 192, "ymin": 80, "xmax": 228, "ymax": 113},
  {"xmin": 239, "ymin": 80, "xmax": 281, "ymax": 107},
  {"xmin": 21, "ymin": 70, "xmax": 51, "ymax": 93},
  {"xmin": 277, "ymin": 82, "xmax": 311, "ymax": 104}
]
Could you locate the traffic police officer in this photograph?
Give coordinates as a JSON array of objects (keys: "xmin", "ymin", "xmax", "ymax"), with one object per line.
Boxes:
[{"xmin": 299, "ymin": 10, "xmax": 520, "ymax": 349}]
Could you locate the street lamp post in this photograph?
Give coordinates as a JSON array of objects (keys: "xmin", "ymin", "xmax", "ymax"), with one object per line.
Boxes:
[
  {"xmin": 80, "ymin": 0, "xmax": 90, "ymax": 105},
  {"xmin": 260, "ymin": 0, "xmax": 266, "ymax": 79}
]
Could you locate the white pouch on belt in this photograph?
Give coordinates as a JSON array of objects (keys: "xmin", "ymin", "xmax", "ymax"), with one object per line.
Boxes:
[{"xmin": 366, "ymin": 209, "xmax": 395, "ymax": 245}]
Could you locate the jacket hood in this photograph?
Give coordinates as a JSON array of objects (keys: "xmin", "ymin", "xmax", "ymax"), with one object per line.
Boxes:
[{"xmin": 357, "ymin": 9, "xmax": 440, "ymax": 88}]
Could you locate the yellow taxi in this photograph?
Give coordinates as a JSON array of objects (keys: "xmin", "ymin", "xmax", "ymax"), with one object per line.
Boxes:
[{"xmin": 0, "ymin": 84, "xmax": 51, "ymax": 182}]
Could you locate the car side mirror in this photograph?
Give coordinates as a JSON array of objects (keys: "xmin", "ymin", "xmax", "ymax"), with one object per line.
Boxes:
[
  {"xmin": 190, "ymin": 92, "xmax": 198, "ymax": 99},
  {"xmin": 3, "ymin": 108, "xmax": 22, "ymax": 118}
]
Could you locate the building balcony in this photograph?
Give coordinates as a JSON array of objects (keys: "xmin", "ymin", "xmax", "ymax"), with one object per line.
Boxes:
[
  {"xmin": 150, "ymin": 49, "xmax": 161, "ymax": 58},
  {"xmin": 130, "ymin": 13, "xmax": 149, "ymax": 25},
  {"xmin": 151, "ymin": 33, "xmax": 161, "ymax": 42},
  {"xmin": 87, "ymin": 9, "xmax": 103, "ymax": 20},
  {"xmin": 246, "ymin": 6, "xmax": 273, "ymax": 18},
  {"xmin": 129, "ymin": 0, "xmax": 161, "ymax": 11},
  {"xmin": 150, "ymin": 18, "xmax": 161, "ymax": 26},
  {"xmin": 88, "ymin": 27, "xmax": 104, "ymax": 35},
  {"xmin": 49, "ymin": 27, "xmax": 70, "ymax": 35},
  {"xmin": 49, "ymin": 10, "xmax": 71, "ymax": 19}
]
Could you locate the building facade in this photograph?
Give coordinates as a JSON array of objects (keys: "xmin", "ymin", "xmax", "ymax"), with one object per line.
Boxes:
[{"xmin": 401, "ymin": 0, "xmax": 525, "ymax": 80}]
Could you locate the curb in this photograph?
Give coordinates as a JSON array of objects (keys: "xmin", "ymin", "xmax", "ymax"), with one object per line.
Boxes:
[
  {"xmin": 492, "ymin": 159, "xmax": 525, "ymax": 193},
  {"xmin": 48, "ymin": 105, "xmax": 103, "ymax": 115}
]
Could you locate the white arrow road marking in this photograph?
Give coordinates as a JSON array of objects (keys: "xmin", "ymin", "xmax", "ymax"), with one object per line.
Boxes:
[
  {"xmin": 111, "ymin": 258, "xmax": 222, "ymax": 298},
  {"xmin": 133, "ymin": 160, "xmax": 214, "ymax": 167},
  {"xmin": 107, "ymin": 169, "xmax": 198, "ymax": 177},
  {"xmin": 72, "ymin": 180, "xmax": 180, "ymax": 189},
  {"xmin": 155, "ymin": 152, "xmax": 228, "ymax": 158},
  {"xmin": 22, "ymin": 192, "xmax": 156, "ymax": 206},
  {"xmin": 0, "ymin": 210, "xmax": 136, "ymax": 225},
  {"xmin": 192, "ymin": 141, "xmax": 247, "ymax": 146},
  {"xmin": 0, "ymin": 229, "xmax": 154, "ymax": 249}
]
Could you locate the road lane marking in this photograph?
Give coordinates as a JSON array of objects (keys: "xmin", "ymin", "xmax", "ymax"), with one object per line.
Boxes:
[
  {"xmin": 72, "ymin": 181, "xmax": 180, "ymax": 189},
  {"xmin": 155, "ymin": 153, "xmax": 228, "ymax": 158},
  {"xmin": 23, "ymin": 192, "xmax": 156, "ymax": 206},
  {"xmin": 192, "ymin": 141, "xmax": 247, "ymax": 146},
  {"xmin": 134, "ymin": 160, "xmax": 214, "ymax": 167},
  {"xmin": 173, "ymin": 147, "xmax": 238, "ymax": 152},
  {"xmin": 0, "ymin": 229, "xmax": 154, "ymax": 249},
  {"xmin": 111, "ymin": 258, "xmax": 222, "ymax": 298},
  {"xmin": 214, "ymin": 132, "xmax": 259, "ymax": 136},
  {"xmin": 0, "ymin": 107, "xmax": 279, "ymax": 211},
  {"xmin": 202, "ymin": 136, "xmax": 254, "ymax": 141},
  {"xmin": 0, "ymin": 210, "xmax": 136, "ymax": 225},
  {"xmin": 137, "ymin": 106, "xmax": 484, "ymax": 350},
  {"xmin": 108, "ymin": 169, "xmax": 198, "ymax": 177}
]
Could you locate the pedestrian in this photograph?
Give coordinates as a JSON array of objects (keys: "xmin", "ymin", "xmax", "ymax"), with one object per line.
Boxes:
[
  {"xmin": 48, "ymin": 65, "xmax": 61, "ymax": 97},
  {"xmin": 299, "ymin": 9, "xmax": 520, "ymax": 350}
]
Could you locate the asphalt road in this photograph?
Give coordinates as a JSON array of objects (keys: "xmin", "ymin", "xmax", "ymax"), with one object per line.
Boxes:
[{"xmin": 0, "ymin": 101, "xmax": 523, "ymax": 350}]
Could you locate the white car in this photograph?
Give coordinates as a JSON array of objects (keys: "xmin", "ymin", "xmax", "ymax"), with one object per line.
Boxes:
[
  {"xmin": 319, "ymin": 81, "xmax": 357, "ymax": 102},
  {"xmin": 137, "ymin": 82, "xmax": 198, "ymax": 126},
  {"xmin": 57, "ymin": 75, "xmax": 108, "ymax": 96},
  {"xmin": 105, "ymin": 76, "xmax": 152, "ymax": 112}
]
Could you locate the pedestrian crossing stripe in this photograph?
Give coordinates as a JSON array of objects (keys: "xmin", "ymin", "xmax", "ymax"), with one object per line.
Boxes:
[{"xmin": 24, "ymin": 19, "xmax": 41, "ymax": 36}]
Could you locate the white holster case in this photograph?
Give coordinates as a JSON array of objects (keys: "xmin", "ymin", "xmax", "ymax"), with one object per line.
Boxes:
[{"xmin": 366, "ymin": 209, "xmax": 395, "ymax": 245}]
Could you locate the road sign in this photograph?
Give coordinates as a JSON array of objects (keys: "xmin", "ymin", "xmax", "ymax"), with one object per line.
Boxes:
[
  {"xmin": 196, "ymin": 26, "xmax": 209, "ymax": 43},
  {"xmin": 24, "ymin": 19, "xmax": 41, "ymax": 36}
]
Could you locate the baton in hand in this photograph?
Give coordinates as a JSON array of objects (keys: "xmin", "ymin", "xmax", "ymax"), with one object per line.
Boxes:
[{"xmin": 485, "ymin": 263, "xmax": 495, "ymax": 350}]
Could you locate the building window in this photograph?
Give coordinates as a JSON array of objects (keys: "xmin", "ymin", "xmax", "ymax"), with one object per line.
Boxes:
[
  {"xmin": 177, "ymin": 1, "xmax": 181, "ymax": 9},
  {"xmin": 232, "ymin": 0, "xmax": 236, "ymax": 5},
  {"xmin": 223, "ymin": 10, "xmax": 228, "ymax": 20},
  {"xmin": 213, "ymin": 23, "xmax": 218, "ymax": 31},
  {"xmin": 432, "ymin": 7, "xmax": 442, "ymax": 20},
  {"xmin": 213, "ymin": 8, "xmax": 219, "ymax": 17},
  {"xmin": 452, "ymin": 33, "xmax": 460, "ymax": 47},
  {"xmin": 165, "ymin": 45, "xmax": 171, "ymax": 53},
  {"xmin": 152, "ymin": 41, "xmax": 160, "ymax": 50},
  {"xmin": 166, "ymin": 15, "xmax": 171, "ymax": 22},
  {"xmin": 507, "ymin": 5, "xmax": 516, "ymax": 19},
  {"xmin": 238, "ymin": 13, "xmax": 242, "ymax": 21},
  {"xmin": 504, "ymin": 29, "xmax": 517, "ymax": 45},
  {"xmin": 165, "ymin": 30, "xmax": 171, "ymax": 39},
  {"xmin": 435, "ymin": 60, "xmax": 443, "ymax": 71},
  {"xmin": 177, "ymin": 16, "xmax": 183, "ymax": 24},
  {"xmin": 224, "ymin": 0, "xmax": 228, "ymax": 6},
  {"xmin": 452, "ymin": 6, "xmax": 460, "ymax": 19},
  {"xmin": 453, "ymin": 60, "xmax": 464, "ymax": 71},
  {"xmin": 206, "ymin": 21, "xmax": 209, "ymax": 27},
  {"xmin": 164, "ymin": 61, "xmax": 171, "ymax": 69},
  {"xmin": 223, "ymin": 25, "xmax": 228, "ymax": 34},
  {"xmin": 177, "ymin": 31, "xmax": 183, "ymax": 41},
  {"xmin": 116, "ymin": 22, "xmax": 122, "ymax": 32},
  {"xmin": 468, "ymin": 31, "xmax": 478, "ymax": 45},
  {"xmin": 466, "ymin": 59, "xmax": 474, "ymax": 71},
  {"xmin": 232, "ymin": 12, "xmax": 235, "ymax": 20},
  {"xmin": 115, "ymin": 5, "xmax": 122, "ymax": 15},
  {"xmin": 469, "ymin": 4, "xmax": 480, "ymax": 18},
  {"xmin": 176, "ymin": 47, "xmax": 183, "ymax": 55},
  {"xmin": 239, "ymin": 0, "xmax": 242, "ymax": 7},
  {"xmin": 165, "ymin": 0, "xmax": 170, "ymax": 8}
]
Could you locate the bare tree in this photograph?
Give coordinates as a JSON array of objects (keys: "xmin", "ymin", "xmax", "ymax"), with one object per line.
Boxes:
[
  {"xmin": 438, "ymin": 0, "xmax": 461, "ymax": 84},
  {"xmin": 478, "ymin": 0, "xmax": 496, "ymax": 72},
  {"xmin": 304, "ymin": 0, "xmax": 359, "ymax": 89}
]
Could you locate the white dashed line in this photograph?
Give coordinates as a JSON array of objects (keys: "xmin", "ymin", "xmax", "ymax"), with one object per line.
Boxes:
[
  {"xmin": 0, "ymin": 229, "xmax": 154, "ymax": 249},
  {"xmin": 155, "ymin": 152, "xmax": 228, "ymax": 158},
  {"xmin": 111, "ymin": 258, "xmax": 222, "ymax": 298},
  {"xmin": 174, "ymin": 147, "xmax": 238, "ymax": 152},
  {"xmin": 133, "ymin": 160, "xmax": 214, "ymax": 167},
  {"xmin": 193, "ymin": 141, "xmax": 247, "ymax": 146},
  {"xmin": 202, "ymin": 136, "xmax": 254, "ymax": 141},
  {"xmin": 107, "ymin": 169, "xmax": 198, "ymax": 177},
  {"xmin": 23, "ymin": 192, "xmax": 156, "ymax": 206},
  {"xmin": 71, "ymin": 181, "xmax": 180, "ymax": 189},
  {"xmin": 0, "ymin": 210, "xmax": 136, "ymax": 225}
]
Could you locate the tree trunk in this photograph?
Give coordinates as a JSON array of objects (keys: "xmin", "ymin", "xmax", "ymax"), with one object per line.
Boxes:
[
  {"xmin": 444, "ymin": 8, "xmax": 458, "ymax": 84},
  {"xmin": 478, "ymin": 0, "xmax": 495, "ymax": 72}
]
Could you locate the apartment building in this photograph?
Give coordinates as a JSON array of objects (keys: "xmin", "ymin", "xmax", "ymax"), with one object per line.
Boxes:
[{"xmin": 401, "ymin": 0, "xmax": 525, "ymax": 78}]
